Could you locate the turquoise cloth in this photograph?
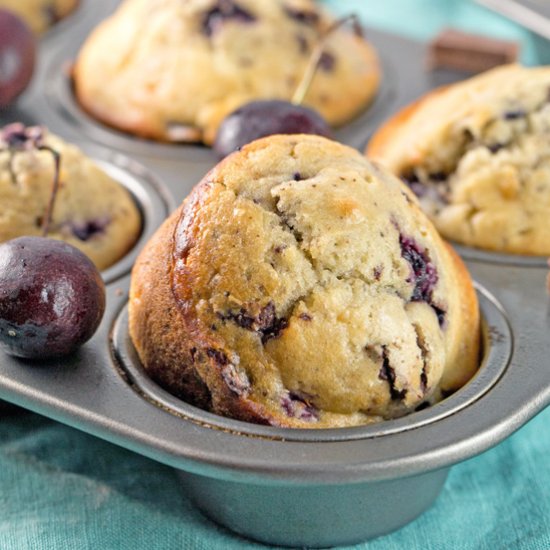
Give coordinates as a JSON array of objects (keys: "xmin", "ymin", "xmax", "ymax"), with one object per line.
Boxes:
[
  {"xmin": 325, "ymin": 0, "xmax": 547, "ymax": 65},
  {"xmin": 2, "ymin": 407, "xmax": 550, "ymax": 549},
  {"xmin": 2, "ymin": 2, "xmax": 550, "ymax": 549}
]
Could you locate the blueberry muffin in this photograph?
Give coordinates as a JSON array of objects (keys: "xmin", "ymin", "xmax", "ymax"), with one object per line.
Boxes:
[
  {"xmin": 129, "ymin": 134, "xmax": 479, "ymax": 428},
  {"xmin": 0, "ymin": 0, "xmax": 78, "ymax": 34},
  {"xmin": 368, "ymin": 64, "xmax": 550, "ymax": 256},
  {"xmin": 73, "ymin": 0, "xmax": 380, "ymax": 145},
  {"xmin": 0, "ymin": 123, "xmax": 141, "ymax": 270}
]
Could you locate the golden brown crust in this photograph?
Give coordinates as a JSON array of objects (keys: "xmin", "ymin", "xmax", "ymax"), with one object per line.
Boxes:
[
  {"xmin": 439, "ymin": 243, "xmax": 480, "ymax": 391},
  {"xmin": 129, "ymin": 210, "xmax": 211, "ymax": 410},
  {"xmin": 129, "ymin": 203, "xmax": 277, "ymax": 425},
  {"xmin": 366, "ymin": 86, "xmax": 449, "ymax": 161},
  {"xmin": 130, "ymin": 134, "xmax": 480, "ymax": 428}
]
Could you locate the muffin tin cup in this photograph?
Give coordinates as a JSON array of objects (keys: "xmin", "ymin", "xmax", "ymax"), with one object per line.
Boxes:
[
  {"xmin": 0, "ymin": 266, "xmax": 548, "ymax": 547},
  {"xmin": 112, "ymin": 285, "xmax": 511, "ymax": 443},
  {"xmin": 1, "ymin": 2, "xmax": 550, "ymax": 547}
]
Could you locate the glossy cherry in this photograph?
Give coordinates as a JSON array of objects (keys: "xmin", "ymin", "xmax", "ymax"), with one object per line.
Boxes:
[
  {"xmin": 0, "ymin": 237, "xmax": 106, "ymax": 359},
  {"xmin": 0, "ymin": 9, "xmax": 36, "ymax": 108},
  {"xmin": 213, "ymin": 99, "xmax": 332, "ymax": 158}
]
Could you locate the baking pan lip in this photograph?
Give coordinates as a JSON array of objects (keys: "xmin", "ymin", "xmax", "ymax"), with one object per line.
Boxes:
[
  {"xmin": 39, "ymin": 0, "xmax": 86, "ymax": 43},
  {"xmin": 76, "ymin": 145, "xmax": 176, "ymax": 285},
  {"xmin": 112, "ymin": 283, "xmax": 511, "ymax": 443},
  {"xmin": 452, "ymin": 243, "xmax": 548, "ymax": 267},
  {"xmin": 97, "ymin": 279, "xmax": 548, "ymax": 484}
]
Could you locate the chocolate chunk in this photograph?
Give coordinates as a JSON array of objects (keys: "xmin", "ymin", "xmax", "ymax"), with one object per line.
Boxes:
[
  {"xmin": 426, "ymin": 28, "xmax": 519, "ymax": 74},
  {"xmin": 70, "ymin": 218, "xmax": 109, "ymax": 241},
  {"xmin": 378, "ymin": 346, "xmax": 407, "ymax": 401},
  {"xmin": 429, "ymin": 172, "xmax": 447, "ymax": 182},
  {"xmin": 202, "ymin": 0, "xmax": 256, "ymax": 36},
  {"xmin": 318, "ymin": 51, "xmax": 336, "ymax": 72},
  {"xmin": 420, "ymin": 369, "xmax": 428, "ymax": 394},
  {"xmin": 206, "ymin": 347, "xmax": 229, "ymax": 365},
  {"xmin": 432, "ymin": 304, "xmax": 447, "ymax": 328},
  {"xmin": 273, "ymin": 244, "xmax": 287, "ymax": 254},
  {"xmin": 221, "ymin": 308, "xmax": 255, "ymax": 330},
  {"xmin": 257, "ymin": 301, "xmax": 276, "ymax": 329},
  {"xmin": 399, "ymin": 234, "xmax": 439, "ymax": 303},
  {"xmin": 504, "ymin": 110, "xmax": 526, "ymax": 120},
  {"xmin": 487, "ymin": 142, "xmax": 504, "ymax": 154},
  {"xmin": 281, "ymin": 390, "xmax": 318, "ymax": 421},
  {"xmin": 399, "ymin": 233, "xmax": 447, "ymax": 326},
  {"xmin": 260, "ymin": 315, "xmax": 288, "ymax": 344},
  {"xmin": 284, "ymin": 7, "xmax": 319, "ymax": 26},
  {"xmin": 221, "ymin": 301, "xmax": 288, "ymax": 343}
]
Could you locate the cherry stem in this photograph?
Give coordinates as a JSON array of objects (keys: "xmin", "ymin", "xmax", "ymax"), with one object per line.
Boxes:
[
  {"xmin": 291, "ymin": 14, "xmax": 363, "ymax": 106},
  {"xmin": 39, "ymin": 145, "xmax": 61, "ymax": 237}
]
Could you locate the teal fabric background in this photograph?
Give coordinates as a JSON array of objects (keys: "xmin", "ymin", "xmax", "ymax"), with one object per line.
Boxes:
[
  {"xmin": 2, "ymin": 406, "xmax": 550, "ymax": 549},
  {"xmin": 2, "ymin": 1, "xmax": 550, "ymax": 549},
  {"xmin": 325, "ymin": 0, "xmax": 548, "ymax": 65}
]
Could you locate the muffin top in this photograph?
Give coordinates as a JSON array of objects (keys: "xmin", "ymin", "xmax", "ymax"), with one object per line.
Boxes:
[
  {"xmin": 368, "ymin": 64, "xmax": 550, "ymax": 255},
  {"xmin": 129, "ymin": 134, "xmax": 479, "ymax": 428},
  {"xmin": 0, "ymin": 123, "xmax": 141, "ymax": 270},
  {"xmin": 0, "ymin": 0, "xmax": 78, "ymax": 34},
  {"xmin": 73, "ymin": 0, "xmax": 380, "ymax": 144}
]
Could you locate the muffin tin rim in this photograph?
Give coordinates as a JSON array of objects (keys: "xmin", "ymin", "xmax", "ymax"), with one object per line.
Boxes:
[
  {"xmin": 111, "ymin": 282, "xmax": 512, "ymax": 443},
  {"xmin": 74, "ymin": 144, "xmax": 176, "ymax": 285}
]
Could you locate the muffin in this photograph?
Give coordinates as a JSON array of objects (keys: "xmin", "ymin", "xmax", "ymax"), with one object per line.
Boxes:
[
  {"xmin": 73, "ymin": 0, "xmax": 380, "ymax": 145},
  {"xmin": 129, "ymin": 134, "xmax": 480, "ymax": 429},
  {"xmin": 0, "ymin": 123, "xmax": 141, "ymax": 270},
  {"xmin": 0, "ymin": 0, "xmax": 78, "ymax": 34},
  {"xmin": 368, "ymin": 64, "xmax": 550, "ymax": 256}
]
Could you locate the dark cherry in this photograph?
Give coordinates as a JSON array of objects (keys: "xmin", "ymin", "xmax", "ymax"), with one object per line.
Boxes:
[
  {"xmin": 0, "ymin": 9, "xmax": 36, "ymax": 108},
  {"xmin": 0, "ymin": 237, "xmax": 106, "ymax": 359},
  {"xmin": 214, "ymin": 99, "xmax": 333, "ymax": 158}
]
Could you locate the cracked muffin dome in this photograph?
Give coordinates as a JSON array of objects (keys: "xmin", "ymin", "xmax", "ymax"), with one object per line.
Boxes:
[
  {"xmin": 73, "ymin": 0, "xmax": 380, "ymax": 145},
  {"xmin": 0, "ymin": 123, "xmax": 141, "ymax": 270},
  {"xmin": 368, "ymin": 64, "xmax": 550, "ymax": 256},
  {"xmin": 129, "ymin": 134, "xmax": 480, "ymax": 428},
  {"xmin": 0, "ymin": 0, "xmax": 78, "ymax": 34}
]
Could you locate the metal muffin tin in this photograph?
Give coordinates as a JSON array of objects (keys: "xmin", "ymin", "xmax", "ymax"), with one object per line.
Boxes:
[{"xmin": 1, "ymin": 1, "xmax": 549, "ymax": 547}]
